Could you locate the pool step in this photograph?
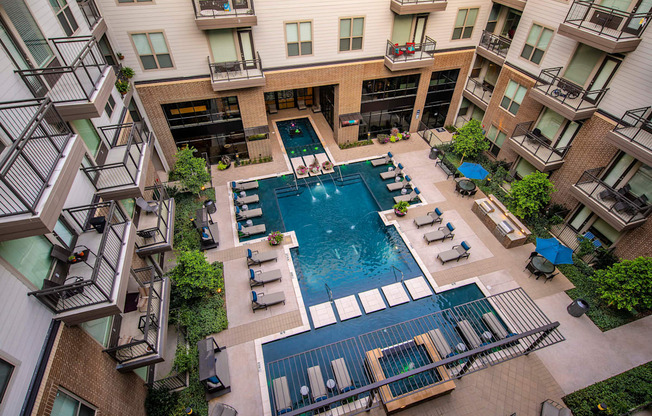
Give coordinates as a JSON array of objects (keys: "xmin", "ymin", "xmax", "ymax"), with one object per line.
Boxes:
[
  {"xmin": 404, "ymin": 276, "xmax": 432, "ymax": 300},
  {"xmin": 309, "ymin": 302, "xmax": 337, "ymax": 329},
  {"xmin": 358, "ymin": 289, "xmax": 387, "ymax": 314},
  {"xmin": 333, "ymin": 295, "xmax": 362, "ymax": 321},
  {"xmin": 381, "ymin": 283, "xmax": 410, "ymax": 307}
]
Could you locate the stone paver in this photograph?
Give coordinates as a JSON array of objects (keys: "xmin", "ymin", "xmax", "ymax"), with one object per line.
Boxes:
[
  {"xmin": 381, "ymin": 282, "xmax": 410, "ymax": 307},
  {"xmin": 309, "ymin": 301, "xmax": 337, "ymax": 328},
  {"xmin": 404, "ymin": 276, "xmax": 433, "ymax": 300},
  {"xmin": 333, "ymin": 295, "xmax": 362, "ymax": 321},
  {"xmin": 359, "ymin": 289, "xmax": 387, "ymax": 314}
]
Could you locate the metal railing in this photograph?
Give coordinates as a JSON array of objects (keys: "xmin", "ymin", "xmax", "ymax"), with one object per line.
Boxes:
[
  {"xmin": 104, "ymin": 267, "xmax": 164, "ymax": 363},
  {"xmin": 465, "ymin": 77, "xmax": 493, "ymax": 105},
  {"xmin": 76, "ymin": 0, "xmax": 102, "ymax": 30},
  {"xmin": 534, "ymin": 67, "xmax": 608, "ymax": 110},
  {"xmin": 478, "ymin": 30, "xmax": 511, "ymax": 58},
  {"xmin": 135, "ymin": 185, "xmax": 172, "ymax": 250},
  {"xmin": 417, "ymin": 121, "xmax": 445, "ymax": 147},
  {"xmin": 510, "ymin": 121, "xmax": 570, "ymax": 165},
  {"xmin": 563, "ymin": 0, "xmax": 652, "ymax": 40},
  {"xmin": 208, "ymin": 52, "xmax": 264, "ymax": 84},
  {"xmin": 28, "ymin": 201, "xmax": 129, "ymax": 313},
  {"xmin": 385, "ymin": 36, "xmax": 437, "ymax": 63},
  {"xmin": 152, "ymin": 371, "xmax": 189, "ymax": 391},
  {"xmin": 574, "ymin": 167, "xmax": 652, "ymax": 224},
  {"xmin": 612, "ymin": 107, "xmax": 652, "ymax": 153},
  {"xmin": 193, "ymin": 0, "xmax": 255, "ymax": 17},
  {"xmin": 82, "ymin": 123, "xmax": 149, "ymax": 191},
  {"xmin": 0, "ymin": 98, "xmax": 73, "ymax": 217},
  {"xmin": 550, "ymin": 223, "xmax": 598, "ymax": 263},
  {"xmin": 392, "ymin": 0, "xmax": 446, "ymax": 4},
  {"xmin": 16, "ymin": 36, "xmax": 108, "ymax": 103}
]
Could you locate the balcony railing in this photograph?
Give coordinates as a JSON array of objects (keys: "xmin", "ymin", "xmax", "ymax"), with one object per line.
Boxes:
[
  {"xmin": 82, "ymin": 123, "xmax": 150, "ymax": 191},
  {"xmin": 152, "ymin": 371, "xmax": 189, "ymax": 391},
  {"xmin": 28, "ymin": 201, "xmax": 129, "ymax": 313},
  {"xmin": 385, "ymin": 37, "xmax": 437, "ymax": 63},
  {"xmin": 76, "ymin": 0, "xmax": 102, "ymax": 30},
  {"xmin": 611, "ymin": 107, "xmax": 652, "ymax": 152},
  {"xmin": 574, "ymin": 167, "xmax": 652, "ymax": 225},
  {"xmin": 208, "ymin": 52, "xmax": 264, "ymax": 84},
  {"xmin": 563, "ymin": 0, "xmax": 652, "ymax": 41},
  {"xmin": 0, "ymin": 98, "xmax": 73, "ymax": 217},
  {"xmin": 16, "ymin": 36, "xmax": 108, "ymax": 104},
  {"xmin": 193, "ymin": 0, "xmax": 255, "ymax": 18},
  {"xmin": 465, "ymin": 77, "xmax": 493, "ymax": 105},
  {"xmin": 534, "ymin": 67, "xmax": 608, "ymax": 111},
  {"xmin": 478, "ymin": 30, "xmax": 511, "ymax": 58},
  {"xmin": 135, "ymin": 185, "xmax": 173, "ymax": 251},
  {"xmin": 510, "ymin": 121, "xmax": 570, "ymax": 165}
]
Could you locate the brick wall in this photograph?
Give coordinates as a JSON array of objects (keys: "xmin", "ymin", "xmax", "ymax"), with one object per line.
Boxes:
[
  {"xmin": 615, "ymin": 219, "xmax": 652, "ymax": 259},
  {"xmin": 35, "ymin": 325, "xmax": 148, "ymax": 416}
]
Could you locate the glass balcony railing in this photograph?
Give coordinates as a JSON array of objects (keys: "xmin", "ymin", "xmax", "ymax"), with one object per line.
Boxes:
[
  {"xmin": 464, "ymin": 77, "xmax": 493, "ymax": 106},
  {"xmin": 208, "ymin": 52, "xmax": 264, "ymax": 84}
]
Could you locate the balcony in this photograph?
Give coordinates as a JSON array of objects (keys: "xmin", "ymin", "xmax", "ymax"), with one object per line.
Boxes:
[
  {"xmin": 477, "ymin": 31, "xmax": 511, "ymax": 65},
  {"xmin": 384, "ymin": 37, "xmax": 436, "ymax": 71},
  {"xmin": 77, "ymin": 0, "xmax": 106, "ymax": 38},
  {"xmin": 492, "ymin": 0, "xmax": 526, "ymax": 11},
  {"xmin": 570, "ymin": 167, "xmax": 652, "ymax": 231},
  {"xmin": 135, "ymin": 185, "xmax": 175, "ymax": 256},
  {"xmin": 462, "ymin": 77, "xmax": 493, "ymax": 111},
  {"xmin": 104, "ymin": 265, "xmax": 171, "ymax": 372},
  {"xmin": 82, "ymin": 123, "xmax": 152, "ymax": 200},
  {"xmin": 508, "ymin": 121, "xmax": 569, "ymax": 172},
  {"xmin": 208, "ymin": 53, "xmax": 265, "ymax": 92},
  {"xmin": 390, "ymin": 0, "xmax": 447, "ymax": 14},
  {"xmin": 558, "ymin": 0, "xmax": 651, "ymax": 53},
  {"xmin": 531, "ymin": 67, "xmax": 608, "ymax": 121},
  {"xmin": 193, "ymin": 0, "xmax": 257, "ymax": 30},
  {"xmin": 15, "ymin": 36, "xmax": 115, "ymax": 121},
  {"xmin": 604, "ymin": 107, "xmax": 652, "ymax": 167},
  {"xmin": 0, "ymin": 98, "xmax": 85, "ymax": 241},
  {"xmin": 28, "ymin": 201, "xmax": 136, "ymax": 324}
]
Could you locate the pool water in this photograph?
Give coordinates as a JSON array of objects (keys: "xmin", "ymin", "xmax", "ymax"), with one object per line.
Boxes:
[
  {"xmin": 379, "ymin": 343, "xmax": 440, "ymax": 397},
  {"xmin": 277, "ymin": 118, "xmax": 325, "ymax": 156}
]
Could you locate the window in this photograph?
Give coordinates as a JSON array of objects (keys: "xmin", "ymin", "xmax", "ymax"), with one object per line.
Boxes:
[
  {"xmin": 0, "ymin": 236, "xmax": 53, "ymax": 288},
  {"xmin": 98, "ymin": 35, "xmax": 116, "ymax": 66},
  {"xmin": 162, "ymin": 97, "xmax": 241, "ymax": 129},
  {"xmin": 521, "ymin": 24, "xmax": 553, "ymax": 64},
  {"xmin": 286, "ymin": 22, "xmax": 312, "ymax": 56},
  {"xmin": 104, "ymin": 95, "xmax": 116, "ymax": 118},
  {"xmin": 52, "ymin": 389, "xmax": 96, "ymax": 416},
  {"xmin": 53, "ymin": 218, "xmax": 75, "ymax": 248},
  {"xmin": 361, "ymin": 74, "xmax": 420, "ymax": 102},
  {"xmin": 339, "ymin": 18, "xmax": 364, "ymax": 51},
  {"xmin": 49, "ymin": 0, "xmax": 78, "ymax": 36},
  {"xmin": 3, "ymin": 0, "xmax": 54, "ymax": 67},
  {"xmin": 485, "ymin": 4, "xmax": 500, "ymax": 33},
  {"xmin": 500, "ymin": 80, "xmax": 527, "ymax": 115},
  {"xmin": 0, "ymin": 358, "xmax": 14, "ymax": 404},
  {"xmin": 80, "ymin": 317, "xmax": 113, "ymax": 347},
  {"xmin": 452, "ymin": 8, "xmax": 478, "ymax": 40},
  {"xmin": 71, "ymin": 120, "xmax": 102, "ymax": 157},
  {"xmin": 128, "ymin": 99, "xmax": 143, "ymax": 123},
  {"xmin": 564, "ymin": 44, "xmax": 602, "ymax": 86},
  {"xmin": 131, "ymin": 32, "xmax": 173, "ymax": 70},
  {"xmin": 486, "ymin": 125, "xmax": 506, "ymax": 157}
]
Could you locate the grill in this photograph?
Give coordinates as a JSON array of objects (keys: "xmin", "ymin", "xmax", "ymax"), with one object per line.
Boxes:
[
  {"xmin": 479, "ymin": 201, "xmax": 494, "ymax": 214},
  {"xmin": 497, "ymin": 221, "xmax": 514, "ymax": 236}
]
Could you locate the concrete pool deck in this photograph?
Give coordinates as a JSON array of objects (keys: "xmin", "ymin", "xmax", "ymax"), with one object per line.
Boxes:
[{"xmin": 203, "ymin": 109, "xmax": 652, "ymax": 415}]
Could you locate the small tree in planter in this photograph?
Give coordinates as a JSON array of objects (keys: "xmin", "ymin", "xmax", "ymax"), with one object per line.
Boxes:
[
  {"xmin": 171, "ymin": 146, "xmax": 211, "ymax": 196},
  {"xmin": 452, "ymin": 119, "xmax": 489, "ymax": 160},
  {"xmin": 393, "ymin": 201, "xmax": 409, "ymax": 216},
  {"xmin": 506, "ymin": 171, "xmax": 555, "ymax": 219},
  {"xmin": 592, "ymin": 256, "xmax": 652, "ymax": 311}
]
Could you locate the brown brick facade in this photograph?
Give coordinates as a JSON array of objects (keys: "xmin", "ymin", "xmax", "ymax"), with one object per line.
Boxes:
[
  {"xmin": 35, "ymin": 325, "xmax": 148, "ymax": 416},
  {"xmin": 614, "ymin": 219, "xmax": 652, "ymax": 259}
]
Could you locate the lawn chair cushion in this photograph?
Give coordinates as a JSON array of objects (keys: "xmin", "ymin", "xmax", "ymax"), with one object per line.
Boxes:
[
  {"xmin": 251, "ymin": 291, "xmax": 257, "ymax": 302},
  {"xmin": 446, "ymin": 223, "xmax": 455, "ymax": 232},
  {"xmin": 247, "ymin": 249, "xmax": 253, "ymax": 258},
  {"xmin": 435, "ymin": 207, "xmax": 442, "ymax": 216},
  {"xmin": 250, "ymin": 269, "xmax": 255, "ymax": 280},
  {"xmin": 461, "ymin": 241, "xmax": 471, "ymax": 251}
]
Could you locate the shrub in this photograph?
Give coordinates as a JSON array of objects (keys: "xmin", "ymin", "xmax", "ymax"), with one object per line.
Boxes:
[
  {"xmin": 593, "ymin": 248, "xmax": 619, "ymax": 271},
  {"xmin": 120, "ymin": 66, "xmax": 135, "ymax": 79},
  {"xmin": 169, "ymin": 251, "xmax": 223, "ymax": 302},
  {"xmin": 115, "ymin": 79, "xmax": 130, "ymax": 94},
  {"xmin": 217, "ymin": 161, "xmax": 228, "ymax": 170},
  {"xmin": 393, "ymin": 200, "xmax": 409, "ymax": 214},
  {"xmin": 170, "ymin": 147, "xmax": 211, "ymax": 196},
  {"xmin": 144, "ymin": 388, "xmax": 181, "ymax": 416},
  {"xmin": 451, "ymin": 119, "xmax": 489, "ymax": 160},
  {"xmin": 173, "ymin": 294, "xmax": 228, "ymax": 345},
  {"xmin": 340, "ymin": 139, "xmax": 373, "ymax": 149},
  {"xmin": 247, "ymin": 133, "xmax": 267, "ymax": 141},
  {"xmin": 592, "ymin": 257, "xmax": 652, "ymax": 311},
  {"xmin": 507, "ymin": 171, "xmax": 555, "ymax": 219}
]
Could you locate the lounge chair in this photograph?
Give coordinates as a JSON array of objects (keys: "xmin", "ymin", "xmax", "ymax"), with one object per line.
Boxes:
[
  {"xmin": 331, "ymin": 358, "xmax": 354, "ymax": 393},
  {"xmin": 297, "ymin": 99, "xmax": 307, "ymax": 110},
  {"xmin": 312, "ymin": 104, "xmax": 321, "ymax": 113},
  {"xmin": 414, "ymin": 207, "xmax": 443, "ymax": 228},
  {"xmin": 428, "ymin": 329, "xmax": 453, "ymax": 358},
  {"xmin": 380, "ymin": 163, "xmax": 403, "ymax": 180},
  {"xmin": 273, "ymin": 377, "xmax": 293, "ymax": 414},
  {"xmin": 233, "ymin": 193, "xmax": 259, "ymax": 206},
  {"xmin": 393, "ymin": 187, "xmax": 420, "ymax": 203},
  {"xmin": 387, "ymin": 174, "xmax": 411, "ymax": 191},
  {"xmin": 232, "ymin": 180, "xmax": 259, "ymax": 192},
  {"xmin": 457, "ymin": 319, "xmax": 481, "ymax": 348},
  {"xmin": 249, "ymin": 268, "xmax": 282, "ymax": 287},
  {"xmin": 237, "ymin": 222, "xmax": 266, "ymax": 237},
  {"xmin": 482, "ymin": 312, "xmax": 509, "ymax": 340},
  {"xmin": 371, "ymin": 152, "xmax": 393, "ymax": 167},
  {"xmin": 135, "ymin": 197, "xmax": 158, "ymax": 215},
  {"xmin": 268, "ymin": 103, "xmax": 278, "ymax": 114},
  {"xmin": 236, "ymin": 206, "xmax": 263, "ymax": 220},
  {"xmin": 247, "ymin": 248, "xmax": 278, "ymax": 266},
  {"xmin": 437, "ymin": 241, "xmax": 471, "ymax": 264},
  {"xmin": 251, "ymin": 290, "xmax": 285, "ymax": 312},
  {"xmin": 307, "ymin": 366, "xmax": 328, "ymax": 402},
  {"xmin": 424, "ymin": 222, "xmax": 455, "ymax": 244}
]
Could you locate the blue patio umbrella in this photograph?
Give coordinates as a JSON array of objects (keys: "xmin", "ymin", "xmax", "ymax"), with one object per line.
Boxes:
[
  {"xmin": 457, "ymin": 162, "xmax": 489, "ymax": 180},
  {"xmin": 535, "ymin": 238, "xmax": 574, "ymax": 265}
]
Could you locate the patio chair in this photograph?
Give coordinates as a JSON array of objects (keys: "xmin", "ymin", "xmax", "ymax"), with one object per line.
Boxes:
[
  {"xmin": 405, "ymin": 42, "xmax": 416, "ymax": 54},
  {"xmin": 273, "ymin": 377, "xmax": 293, "ymax": 415},
  {"xmin": 371, "ymin": 152, "xmax": 393, "ymax": 167},
  {"xmin": 380, "ymin": 163, "xmax": 404, "ymax": 180},
  {"xmin": 437, "ymin": 241, "xmax": 471, "ymax": 264},
  {"xmin": 482, "ymin": 312, "xmax": 509, "ymax": 340},
  {"xmin": 233, "ymin": 193, "xmax": 260, "ymax": 206},
  {"xmin": 249, "ymin": 268, "xmax": 282, "ymax": 287},
  {"xmin": 237, "ymin": 222, "xmax": 266, "ymax": 237},
  {"xmin": 387, "ymin": 174, "xmax": 411, "ymax": 191},
  {"xmin": 231, "ymin": 180, "xmax": 259, "ymax": 192},
  {"xmin": 307, "ymin": 365, "xmax": 328, "ymax": 402},
  {"xmin": 297, "ymin": 99, "xmax": 307, "ymax": 110},
  {"xmin": 268, "ymin": 103, "xmax": 278, "ymax": 114},
  {"xmin": 331, "ymin": 358, "xmax": 354, "ymax": 393},
  {"xmin": 527, "ymin": 251, "xmax": 538, "ymax": 264},
  {"xmin": 598, "ymin": 188, "xmax": 616, "ymax": 201},
  {"xmin": 428, "ymin": 329, "xmax": 454, "ymax": 358},
  {"xmin": 236, "ymin": 206, "xmax": 263, "ymax": 221},
  {"xmin": 424, "ymin": 222, "xmax": 455, "ymax": 244},
  {"xmin": 136, "ymin": 197, "xmax": 159, "ymax": 215},
  {"xmin": 251, "ymin": 290, "xmax": 285, "ymax": 312},
  {"xmin": 393, "ymin": 187, "xmax": 420, "ymax": 203},
  {"xmin": 312, "ymin": 104, "xmax": 321, "ymax": 113},
  {"xmin": 414, "ymin": 208, "xmax": 443, "ymax": 228},
  {"xmin": 543, "ymin": 272, "xmax": 558, "ymax": 284},
  {"xmin": 247, "ymin": 248, "xmax": 278, "ymax": 266}
]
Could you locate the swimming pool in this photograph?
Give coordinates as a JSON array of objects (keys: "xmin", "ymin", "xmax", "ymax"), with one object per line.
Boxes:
[
  {"xmin": 378, "ymin": 343, "xmax": 440, "ymax": 397},
  {"xmin": 277, "ymin": 118, "xmax": 324, "ymax": 156}
]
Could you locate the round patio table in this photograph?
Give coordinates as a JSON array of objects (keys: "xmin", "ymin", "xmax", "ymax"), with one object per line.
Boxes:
[
  {"xmin": 458, "ymin": 179, "xmax": 476, "ymax": 192},
  {"xmin": 531, "ymin": 256, "xmax": 555, "ymax": 274}
]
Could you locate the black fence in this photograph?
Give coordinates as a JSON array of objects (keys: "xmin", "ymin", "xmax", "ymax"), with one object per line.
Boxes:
[
  {"xmin": 385, "ymin": 37, "xmax": 437, "ymax": 63},
  {"xmin": 193, "ymin": 0, "xmax": 255, "ymax": 17},
  {"xmin": 563, "ymin": 0, "xmax": 652, "ymax": 40},
  {"xmin": 465, "ymin": 77, "xmax": 493, "ymax": 105},
  {"xmin": 208, "ymin": 52, "xmax": 264, "ymax": 83},
  {"xmin": 479, "ymin": 30, "xmax": 511, "ymax": 58},
  {"xmin": 534, "ymin": 67, "xmax": 608, "ymax": 110},
  {"xmin": 135, "ymin": 185, "xmax": 173, "ymax": 250},
  {"xmin": 612, "ymin": 107, "xmax": 652, "ymax": 152},
  {"xmin": 77, "ymin": 0, "xmax": 102, "ymax": 30},
  {"xmin": 510, "ymin": 121, "xmax": 570, "ymax": 165}
]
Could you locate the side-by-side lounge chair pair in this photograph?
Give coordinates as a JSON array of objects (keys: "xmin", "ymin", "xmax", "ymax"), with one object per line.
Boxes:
[
  {"xmin": 380, "ymin": 163, "xmax": 404, "ymax": 180},
  {"xmin": 437, "ymin": 241, "xmax": 471, "ymax": 264},
  {"xmin": 371, "ymin": 152, "xmax": 393, "ymax": 167},
  {"xmin": 247, "ymin": 248, "xmax": 278, "ymax": 266},
  {"xmin": 236, "ymin": 206, "xmax": 263, "ymax": 220},
  {"xmin": 414, "ymin": 207, "xmax": 443, "ymax": 228},
  {"xmin": 249, "ymin": 268, "xmax": 282, "ymax": 287},
  {"xmin": 393, "ymin": 187, "xmax": 420, "ymax": 203},
  {"xmin": 238, "ymin": 222, "xmax": 266, "ymax": 237},
  {"xmin": 424, "ymin": 222, "xmax": 455, "ymax": 244},
  {"xmin": 387, "ymin": 175, "xmax": 412, "ymax": 192},
  {"xmin": 234, "ymin": 193, "xmax": 259, "ymax": 206},
  {"xmin": 232, "ymin": 180, "xmax": 259, "ymax": 192},
  {"xmin": 251, "ymin": 290, "xmax": 285, "ymax": 312}
]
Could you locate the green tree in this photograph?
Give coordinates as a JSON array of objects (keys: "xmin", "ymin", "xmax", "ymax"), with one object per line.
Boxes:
[
  {"xmin": 507, "ymin": 171, "xmax": 555, "ymax": 219},
  {"xmin": 452, "ymin": 119, "xmax": 489, "ymax": 160},
  {"xmin": 592, "ymin": 257, "xmax": 652, "ymax": 311},
  {"xmin": 171, "ymin": 147, "xmax": 211, "ymax": 196},
  {"xmin": 168, "ymin": 250, "xmax": 223, "ymax": 301}
]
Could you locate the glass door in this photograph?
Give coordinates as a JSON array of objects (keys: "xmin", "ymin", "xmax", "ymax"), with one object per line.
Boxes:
[
  {"xmin": 624, "ymin": 0, "xmax": 652, "ymax": 34},
  {"xmin": 585, "ymin": 56, "xmax": 620, "ymax": 103},
  {"xmin": 237, "ymin": 29, "xmax": 255, "ymax": 68},
  {"xmin": 413, "ymin": 15, "xmax": 428, "ymax": 45}
]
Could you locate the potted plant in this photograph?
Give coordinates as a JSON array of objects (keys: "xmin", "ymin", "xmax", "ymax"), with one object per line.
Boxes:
[
  {"xmin": 403, "ymin": 131, "xmax": 410, "ymax": 140},
  {"xmin": 115, "ymin": 80, "xmax": 130, "ymax": 96},
  {"xmin": 267, "ymin": 231, "xmax": 283, "ymax": 246},
  {"xmin": 116, "ymin": 52, "xmax": 124, "ymax": 60},
  {"xmin": 120, "ymin": 66, "xmax": 135, "ymax": 79},
  {"xmin": 322, "ymin": 160, "xmax": 333, "ymax": 170},
  {"xmin": 377, "ymin": 134, "xmax": 390, "ymax": 144},
  {"xmin": 393, "ymin": 201, "xmax": 409, "ymax": 216},
  {"xmin": 297, "ymin": 165, "xmax": 308, "ymax": 175}
]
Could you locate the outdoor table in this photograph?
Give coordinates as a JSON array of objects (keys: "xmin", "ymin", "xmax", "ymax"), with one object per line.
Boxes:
[
  {"xmin": 531, "ymin": 255, "xmax": 555, "ymax": 274},
  {"xmin": 458, "ymin": 179, "xmax": 476, "ymax": 191}
]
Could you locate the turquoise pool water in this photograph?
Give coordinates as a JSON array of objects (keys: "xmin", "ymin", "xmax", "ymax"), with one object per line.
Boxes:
[
  {"xmin": 379, "ymin": 343, "xmax": 440, "ymax": 397},
  {"xmin": 277, "ymin": 118, "xmax": 324, "ymax": 156}
]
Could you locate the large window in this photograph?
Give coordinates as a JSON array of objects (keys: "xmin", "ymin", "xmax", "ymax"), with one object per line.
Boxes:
[
  {"xmin": 3, "ymin": 0, "xmax": 54, "ymax": 67},
  {"xmin": 339, "ymin": 18, "xmax": 364, "ymax": 51},
  {"xmin": 359, "ymin": 106, "xmax": 413, "ymax": 140},
  {"xmin": 162, "ymin": 97, "xmax": 241, "ymax": 129},
  {"xmin": 80, "ymin": 317, "xmax": 113, "ymax": 347},
  {"xmin": 0, "ymin": 236, "xmax": 53, "ymax": 288},
  {"xmin": 361, "ymin": 75, "xmax": 420, "ymax": 102},
  {"xmin": 0, "ymin": 358, "xmax": 14, "ymax": 405},
  {"xmin": 500, "ymin": 80, "xmax": 527, "ymax": 115},
  {"xmin": 71, "ymin": 120, "xmax": 102, "ymax": 157},
  {"xmin": 521, "ymin": 24, "xmax": 553, "ymax": 65},
  {"xmin": 52, "ymin": 390, "xmax": 96, "ymax": 416},
  {"xmin": 486, "ymin": 125, "xmax": 506, "ymax": 157},
  {"xmin": 131, "ymin": 32, "xmax": 173, "ymax": 70},
  {"xmin": 563, "ymin": 44, "xmax": 602, "ymax": 86},
  {"xmin": 49, "ymin": 0, "xmax": 78, "ymax": 36},
  {"xmin": 423, "ymin": 69, "xmax": 460, "ymax": 129},
  {"xmin": 452, "ymin": 8, "xmax": 479, "ymax": 40},
  {"xmin": 286, "ymin": 22, "xmax": 312, "ymax": 56}
]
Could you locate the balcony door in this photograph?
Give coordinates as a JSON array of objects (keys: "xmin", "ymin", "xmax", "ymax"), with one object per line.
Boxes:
[
  {"xmin": 237, "ymin": 29, "xmax": 255, "ymax": 68},
  {"xmin": 623, "ymin": 0, "xmax": 652, "ymax": 34},
  {"xmin": 208, "ymin": 29, "xmax": 238, "ymax": 64},
  {"xmin": 413, "ymin": 15, "xmax": 427, "ymax": 44},
  {"xmin": 585, "ymin": 56, "xmax": 620, "ymax": 103}
]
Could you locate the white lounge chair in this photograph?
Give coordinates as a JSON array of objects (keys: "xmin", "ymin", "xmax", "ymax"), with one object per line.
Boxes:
[
  {"xmin": 247, "ymin": 248, "xmax": 278, "ymax": 266},
  {"xmin": 331, "ymin": 358, "xmax": 354, "ymax": 393},
  {"xmin": 380, "ymin": 163, "xmax": 403, "ymax": 180},
  {"xmin": 249, "ymin": 268, "xmax": 282, "ymax": 287},
  {"xmin": 291, "ymin": 157, "xmax": 309, "ymax": 179},
  {"xmin": 457, "ymin": 319, "xmax": 482, "ymax": 348},
  {"xmin": 414, "ymin": 208, "xmax": 442, "ymax": 228},
  {"xmin": 273, "ymin": 377, "xmax": 292, "ymax": 414},
  {"xmin": 428, "ymin": 329, "xmax": 453, "ymax": 358},
  {"xmin": 236, "ymin": 206, "xmax": 262, "ymax": 220},
  {"xmin": 437, "ymin": 241, "xmax": 471, "ymax": 264},
  {"xmin": 237, "ymin": 222, "xmax": 266, "ymax": 237},
  {"xmin": 307, "ymin": 366, "xmax": 328, "ymax": 402},
  {"xmin": 251, "ymin": 290, "xmax": 285, "ymax": 312},
  {"xmin": 482, "ymin": 312, "xmax": 510, "ymax": 340},
  {"xmin": 424, "ymin": 222, "xmax": 455, "ymax": 244},
  {"xmin": 371, "ymin": 152, "xmax": 393, "ymax": 167},
  {"xmin": 393, "ymin": 187, "xmax": 420, "ymax": 203},
  {"xmin": 298, "ymin": 99, "xmax": 307, "ymax": 110},
  {"xmin": 233, "ymin": 194, "xmax": 259, "ymax": 206},
  {"xmin": 136, "ymin": 197, "xmax": 158, "ymax": 215},
  {"xmin": 231, "ymin": 180, "xmax": 259, "ymax": 192},
  {"xmin": 387, "ymin": 174, "xmax": 411, "ymax": 191}
]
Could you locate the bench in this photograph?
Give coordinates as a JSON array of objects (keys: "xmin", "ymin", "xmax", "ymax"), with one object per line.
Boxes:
[{"xmin": 437, "ymin": 160, "xmax": 455, "ymax": 179}]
